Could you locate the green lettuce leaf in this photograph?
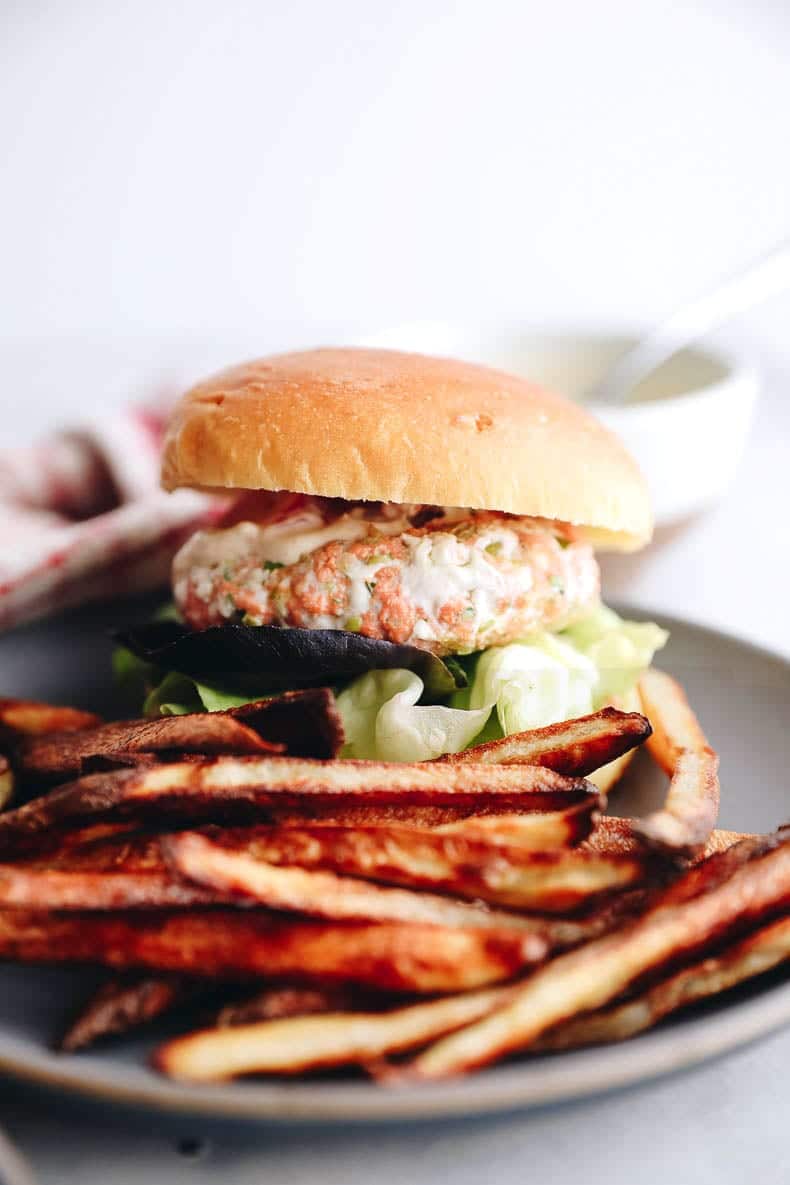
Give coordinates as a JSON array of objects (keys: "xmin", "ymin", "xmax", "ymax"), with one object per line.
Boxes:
[
  {"xmin": 117, "ymin": 603, "xmax": 668, "ymax": 760},
  {"xmin": 561, "ymin": 604, "xmax": 669, "ymax": 704},
  {"xmin": 338, "ymin": 606, "xmax": 668, "ymax": 760},
  {"xmin": 142, "ymin": 672, "xmax": 261, "ymax": 717},
  {"xmin": 336, "ymin": 669, "xmax": 490, "ymax": 762}
]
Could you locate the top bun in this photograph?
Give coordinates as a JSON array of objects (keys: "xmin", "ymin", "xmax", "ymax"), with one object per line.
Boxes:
[{"xmin": 162, "ymin": 347, "xmax": 652, "ymax": 551}]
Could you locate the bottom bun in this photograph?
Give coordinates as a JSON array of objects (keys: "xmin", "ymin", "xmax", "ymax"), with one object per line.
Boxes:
[{"xmin": 586, "ymin": 683, "xmax": 645, "ymax": 795}]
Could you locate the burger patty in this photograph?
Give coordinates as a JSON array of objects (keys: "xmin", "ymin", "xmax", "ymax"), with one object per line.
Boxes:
[{"xmin": 173, "ymin": 504, "xmax": 600, "ymax": 655}]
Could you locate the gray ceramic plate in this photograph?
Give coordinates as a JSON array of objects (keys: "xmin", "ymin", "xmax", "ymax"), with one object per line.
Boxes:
[{"xmin": 0, "ymin": 600, "xmax": 788, "ymax": 1123}]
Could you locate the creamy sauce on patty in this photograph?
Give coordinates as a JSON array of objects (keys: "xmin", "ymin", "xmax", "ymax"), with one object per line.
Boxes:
[{"xmin": 173, "ymin": 502, "xmax": 600, "ymax": 655}]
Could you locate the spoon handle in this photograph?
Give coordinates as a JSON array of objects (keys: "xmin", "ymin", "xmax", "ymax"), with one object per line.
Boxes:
[{"xmin": 590, "ymin": 240, "xmax": 790, "ymax": 406}]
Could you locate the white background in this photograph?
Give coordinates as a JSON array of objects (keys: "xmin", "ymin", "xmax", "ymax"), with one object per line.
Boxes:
[{"xmin": 2, "ymin": 0, "xmax": 790, "ymax": 342}]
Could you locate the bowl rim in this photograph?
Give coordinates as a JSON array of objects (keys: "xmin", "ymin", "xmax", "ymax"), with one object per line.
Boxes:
[{"xmin": 360, "ymin": 320, "xmax": 759, "ymax": 413}]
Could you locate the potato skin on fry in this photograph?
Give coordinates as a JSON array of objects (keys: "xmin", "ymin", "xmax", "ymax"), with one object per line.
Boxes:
[
  {"xmin": 0, "ymin": 909, "xmax": 543, "ymax": 993},
  {"xmin": 0, "ymin": 699, "xmax": 101, "ymax": 739},
  {"xmin": 638, "ymin": 669, "xmax": 709, "ymax": 776},
  {"xmin": 441, "ymin": 707, "xmax": 650, "ymax": 777},
  {"xmin": 584, "ymin": 818, "xmax": 751, "ymax": 861},
  {"xmin": 60, "ymin": 975, "xmax": 193, "ymax": 1052},
  {"xmin": 534, "ymin": 914, "xmax": 790, "ymax": 1053},
  {"xmin": 176, "ymin": 823, "xmax": 652, "ymax": 913},
  {"xmin": 405, "ymin": 829, "xmax": 790, "ymax": 1077},
  {"xmin": 0, "ymin": 758, "xmax": 597, "ymax": 857},
  {"xmin": 154, "ymin": 986, "xmax": 514, "ymax": 1082},
  {"xmin": 633, "ymin": 748, "xmax": 720, "ymax": 858},
  {"xmin": 166, "ymin": 833, "xmax": 542, "ymax": 931}
]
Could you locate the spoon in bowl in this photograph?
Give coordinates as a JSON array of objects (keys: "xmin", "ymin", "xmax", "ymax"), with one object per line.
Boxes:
[{"xmin": 588, "ymin": 239, "xmax": 790, "ymax": 406}]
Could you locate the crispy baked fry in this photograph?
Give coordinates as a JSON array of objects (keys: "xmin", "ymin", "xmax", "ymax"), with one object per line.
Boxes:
[
  {"xmin": 402, "ymin": 829, "xmax": 790, "ymax": 1078},
  {"xmin": 0, "ymin": 698, "xmax": 101, "ymax": 738},
  {"xmin": 584, "ymin": 816, "xmax": 752, "ymax": 859},
  {"xmin": 272, "ymin": 799, "xmax": 600, "ymax": 833},
  {"xmin": 179, "ymin": 823, "xmax": 651, "ymax": 912},
  {"xmin": 14, "ymin": 714, "xmax": 282, "ymax": 785},
  {"xmin": 442, "ymin": 708, "xmax": 650, "ymax": 776},
  {"xmin": 0, "ymin": 862, "xmax": 228, "ymax": 910},
  {"xmin": 0, "ymin": 759, "xmax": 596, "ymax": 856},
  {"xmin": 216, "ymin": 984, "xmax": 364, "ymax": 1027},
  {"xmin": 154, "ymin": 986, "xmax": 514, "ymax": 1082},
  {"xmin": 637, "ymin": 669, "xmax": 708, "ymax": 776},
  {"xmin": 635, "ymin": 748, "xmax": 720, "ymax": 857},
  {"xmin": 0, "ymin": 909, "xmax": 543, "ymax": 992},
  {"xmin": 436, "ymin": 800, "xmax": 599, "ymax": 848},
  {"xmin": 168, "ymin": 831, "xmax": 597, "ymax": 928},
  {"xmin": 534, "ymin": 914, "xmax": 790, "ymax": 1052},
  {"xmin": 60, "ymin": 977, "xmax": 359, "ymax": 1051},
  {"xmin": 618, "ymin": 669, "xmax": 722, "ymax": 857},
  {"xmin": 227, "ymin": 690, "xmax": 345, "ymax": 759},
  {"xmin": 59, "ymin": 975, "xmax": 195, "ymax": 1051}
]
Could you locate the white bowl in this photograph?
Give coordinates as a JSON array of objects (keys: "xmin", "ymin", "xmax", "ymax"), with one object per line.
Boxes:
[{"xmin": 360, "ymin": 323, "xmax": 759, "ymax": 528}]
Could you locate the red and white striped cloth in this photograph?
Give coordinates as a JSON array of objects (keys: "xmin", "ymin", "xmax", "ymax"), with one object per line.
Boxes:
[{"xmin": 0, "ymin": 405, "xmax": 224, "ymax": 631}]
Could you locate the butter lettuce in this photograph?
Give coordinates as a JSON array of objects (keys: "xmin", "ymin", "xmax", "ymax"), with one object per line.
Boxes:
[
  {"xmin": 561, "ymin": 604, "xmax": 669, "ymax": 704},
  {"xmin": 338, "ymin": 606, "xmax": 667, "ymax": 760},
  {"xmin": 113, "ymin": 647, "xmax": 263, "ymax": 717},
  {"xmin": 336, "ymin": 669, "xmax": 489, "ymax": 762},
  {"xmin": 118, "ymin": 603, "xmax": 668, "ymax": 761}
]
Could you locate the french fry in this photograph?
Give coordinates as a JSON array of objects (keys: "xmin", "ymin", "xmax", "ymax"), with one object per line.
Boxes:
[
  {"xmin": 534, "ymin": 915, "xmax": 790, "ymax": 1053},
  {"xmin": 0, "ymin": 909, "xmax": 544, "ymax": 993},
  {"xmin": 60, "ymin": 975, "xmax": 195, "ymax": 1051},
  {"xmin": 167, "ymin": 831, "xmax": 614, "ymax": 928},
  {"xmin": 0, "ymin": 862, "xmax": 229, "ymax": 910},
  {"xmin": 0, "ymin": 759, "xmax": 597, "ymax": 856},
  {"xmin": 635, "ymin": 748, "xmax": 720, "ymax": 858},
  {"xmin": 270, "ymin": 800, "xmax": 598, "ymax": 832},
  {"xmin": 216, "ymin": 984, "xmax": 366, "ymax": 1028},
  {"xmin": 441, "ymin": 708, "xmax": 650, "ymax": 776},
  {"xmin": 637, "ymin": 669, "xmax": 708, "ymax": 776},
  {"xmin": 154, "ymin": 986, "xmax": 514, "ymax": 1082},
  {"xmin": 402, "ymin": 828, "xmax": 790, "ymax": 1078},
  {"xmin": 436, "ymin": 800, "xmax": 599, "ymax": 848},
  {"xmin": 0, "ymin": 698, "xmax": 101, "ymax": 738},
  {"xmin": 60, "ymin": 978, "xmax": 358, "ymax": 1051},
  {"xmin": 585, "ymin": 816, "xmax": 752, "ymax": 859},
  {"xmin": 227, "ymin": 689, "xmax": 345, "ymax": 759},
  {"xmin": 176, "ymin": 823, "xmax": 653, "ymax": 912},
  {"xmin": 11, "ymin": 822, "xmax": 647, "ymax": 950},
  {"xmin": 14, "ymin": 714, "xmax": 283, "ymax": 785},
  {"xmin": 617, "ymin": 669, "xmax": 722, "ymax": 857}
]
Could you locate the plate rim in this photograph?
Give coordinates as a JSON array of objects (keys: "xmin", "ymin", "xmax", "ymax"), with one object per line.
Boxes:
[{"xmin": 0, "ymin": 606, "xmax": 789, "ymax": 1123}]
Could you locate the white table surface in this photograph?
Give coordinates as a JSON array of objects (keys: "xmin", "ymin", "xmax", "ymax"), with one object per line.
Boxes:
[{"xmin": 0, "ymin": 332, "xmax": 788, "ymax": 1184}]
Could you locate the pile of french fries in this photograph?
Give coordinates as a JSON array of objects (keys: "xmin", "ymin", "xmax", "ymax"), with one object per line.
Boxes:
[{"xmin": 0, "ymin": 669, "xmax": 787, "ymax": 1086}]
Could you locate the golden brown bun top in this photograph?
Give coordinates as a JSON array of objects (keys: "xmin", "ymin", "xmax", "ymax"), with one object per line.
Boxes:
[{"xmin": 162, "ymin": 347, "xmax": 652, "ymax": 550}]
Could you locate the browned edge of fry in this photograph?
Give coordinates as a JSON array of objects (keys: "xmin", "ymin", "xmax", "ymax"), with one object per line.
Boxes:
[
  {"xmin": 164, "ymin": 832, "xmax": 548, "ymax": 931},
  {"xmin": 398, "ymin": 828, "xmax": 790, "ymax": 1079},
  {"xmin": 441, "ymin": 708, "xmax": 651, "ymax": 776},
  {"xmin": 0, "ymin": 698, "xmax": 102, "ymax": 738},
  {"xmin": 533, "ymin": 914, "xmax": 790, "ymax": 1053},
  {"xmin": 0, "ymin": 908, "xmax": 542, "ymax": 993},
  {"xmin": 153, "ymin": 985, "xmax": 516, "ymax": 1082},
  {"xmin": 0, "ymin": 758, "xmax": 598, "ymax": 857},
  {"xmin": 171, "ymin": 821, "xmax": 656, "ymax": 913},
  {"xmin": 637, "ymin": 668, "xmax": 708, "ymax": 776},
  {"xmin": 584, "ymin": 817, "xmax": 752, "ymax": 861},
  {"xmin": 59, "ymin": 975, "xmax": 194, "ymax": 1051},
  {"xmin": 628, "ymin": 669, "xmax": 720, "ymax": 857}
]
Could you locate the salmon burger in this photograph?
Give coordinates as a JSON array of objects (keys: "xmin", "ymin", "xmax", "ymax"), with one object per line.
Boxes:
[{"xmin": 119, "ymin": 348, "xmax": 667, "ymax": 778}]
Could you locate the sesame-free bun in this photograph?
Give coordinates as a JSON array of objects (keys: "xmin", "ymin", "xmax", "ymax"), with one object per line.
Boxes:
[{"xmin": 162, "ymin": 347, "xmax": 652, "ymax": 551}]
